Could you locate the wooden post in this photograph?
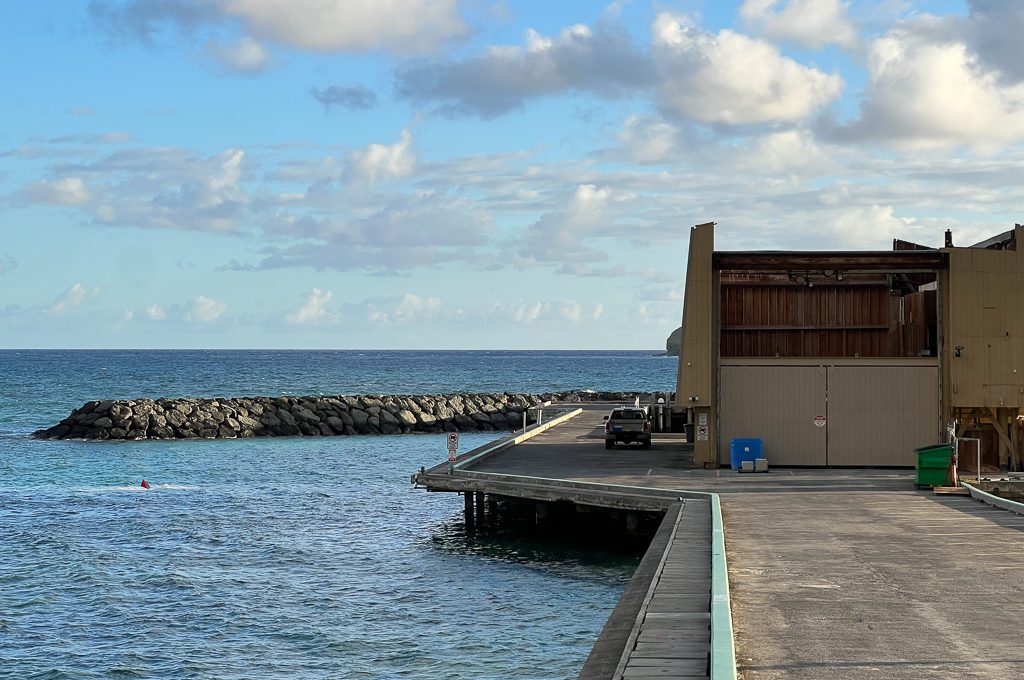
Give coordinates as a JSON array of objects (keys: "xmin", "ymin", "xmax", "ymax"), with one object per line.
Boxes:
[
  {"xmin": 626, "ymin": 511, "xmax": 639, "ymax": 535},
  {"xmin": 535, "ymin": 501, "xmax": 548, "ymax": 525},
  {"xmin": 989, "ymin": 407, "xmax": 1014, "ymax": 469},
  {"xmin": 475, "ymin": 492, "xmax": 485, "ymax": 522},
  {"xmin": 464, "ymin": 492, "xmax": 474, "ymax": 528},
  {"xmin": 487, "ymin": 498, "xmax": 498, "ymax": 523}
]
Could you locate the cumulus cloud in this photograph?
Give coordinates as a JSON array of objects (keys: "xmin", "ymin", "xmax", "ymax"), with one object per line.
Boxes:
[
  {"xmin": 205, "ymin": 36, "xmax": 268, "ymax": 73},
  {"xmin": 396, "ymin": 22, "xmax": 653, "ymax": 118},
  {"xmin": 23, "ymin": 177, "xmax": 91, "ymax": 205},
  {"xmin": 397, "ymin": 13, "xmax": 841, "ymax": 126},
  {"xmin": 652, "ymin": 13, "xmax": 844, "ymax": 124},
  {"xmin": 91, "ymin": 0, "xmax": 468, "ymax": 55},
  {"xmin": 346, "ymin": 129, "xmax": 416, "ymax": 182},
  {"xmin": 91, "ymin": 148, "xmax": 251, "ymax": 231},
  {"xmin": 287, "ymin": 288, "xmax": 336, "ymax": 324},
  {"xmin": 965, "ymin": 0, "xmax": 1024, "ymax": 83},
  {"xmin": 145, "ymin": 304, "xmax": 167, "ymax": 320},
  {"xmin": 89, "ymin": 0, "xmax": 221, "ymax": 43},
  {"xmin": 828, "ymin": 204, "xmax": 925, "ymax": 249},
  {"xmin": 518, "ymin": 183, "xmax": 635, "ymax": 264},
  {"xmin": 354, "ymin": 293, "xmax": 442, "ymax": 323},
  {"xmin": 497, "ymin": 299, "xmax": 601, "ymax": 325},
  {"xmin": 183, "ymin": 295, "xmax": 227, "ymax": 322},
  {"xmin": 830, "ymin": 22, "xmax": 1024, "ymax": 150},
  {"xmin": 613, "ymin": 115, "xmax": 693, "ymax": 164},
  {"xmin": 220, "ymin": 0, "xmax": 467, "ymax": 54},
  {"xmin": 47, "ymin": 283, "xmax": 101, "ymax": 315},
  {"xmin": 310, "ymin": 84, "xmax": 378, "ymax": 112},
  {"xmin": 740, "ymin": 0, "xmax": 858, "ymax": 49}
]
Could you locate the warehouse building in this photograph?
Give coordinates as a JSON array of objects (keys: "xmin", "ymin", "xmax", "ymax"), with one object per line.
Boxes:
[{"xmin": 674, "ymin": 222, "xmax": 1024, "ymax": 469}]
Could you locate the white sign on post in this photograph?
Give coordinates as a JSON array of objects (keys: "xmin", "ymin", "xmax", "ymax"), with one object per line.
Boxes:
[
  {"xmin": 696, "ymin": 424, "xmax": 709, "ymax": 441},
  {"xmin": 447, "ymin": 432, "xmax": 460, "ymax": 462}
]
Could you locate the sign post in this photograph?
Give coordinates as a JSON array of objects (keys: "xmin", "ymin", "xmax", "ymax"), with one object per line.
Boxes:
[{"xmin": 447, "ymin": 432, "xmax": 460, "ymax": 474}]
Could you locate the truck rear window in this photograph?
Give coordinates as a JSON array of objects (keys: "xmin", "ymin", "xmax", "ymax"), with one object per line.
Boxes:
[{"xmin": 610, "ymin": 410, "xmax": 645, "ymax": 420}]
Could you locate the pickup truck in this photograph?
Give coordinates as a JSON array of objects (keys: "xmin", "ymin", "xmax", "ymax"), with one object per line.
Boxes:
[{"xmin": 603, "ymin": 407, "xmax": 651, "ymax": 449}]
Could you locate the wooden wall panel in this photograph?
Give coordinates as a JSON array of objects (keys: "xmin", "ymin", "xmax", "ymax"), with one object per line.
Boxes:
[{"xmin": 719, "ymin": 283, "xmax": 932, "ymax": 358}]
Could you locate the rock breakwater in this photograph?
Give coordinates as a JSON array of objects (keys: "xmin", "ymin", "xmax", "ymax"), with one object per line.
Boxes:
[{"xmin": 33, "ymin": 391, "xmax": 650, "ymax": 441}]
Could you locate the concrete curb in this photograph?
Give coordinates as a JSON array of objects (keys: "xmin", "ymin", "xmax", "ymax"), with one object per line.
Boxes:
[
  {"xmin": 962, "ymin": 483, "xmax": 1024, "ymax": 515},
  {"xmin": 710, "ymin": 494, "xmax": 737, "ymax": 680},
  {"xmin": 452, "ymin": 407, "xmax": 583, "ymax": 470}
]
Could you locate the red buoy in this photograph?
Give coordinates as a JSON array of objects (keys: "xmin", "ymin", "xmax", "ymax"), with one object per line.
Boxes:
[{"xmin": 141, "ymin": 480, "xmax": 151, "ymax": 489}]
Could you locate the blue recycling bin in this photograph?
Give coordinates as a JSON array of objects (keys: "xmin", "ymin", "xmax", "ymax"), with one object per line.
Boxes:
[{"xmin": 730, "ymin": 438, "xmax": 763, "ymax": 470}]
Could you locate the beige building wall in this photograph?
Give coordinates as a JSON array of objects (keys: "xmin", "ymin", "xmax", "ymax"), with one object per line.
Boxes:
[
  {"xmin": 827, "ymin": 364, "xmax": 939, "ymax": 466},
  {"xmin": 720, "ymin": 360, "xmax": 939, "ymax": 466},
  {"xmin": 720, "ymin": 364, "xmax": 827, "ymax": 466},
  {"xmin": 675, "ymin": 223, "xmax": 716, "ymax": 464},
  {"xmin": 944, "ymin": 233, "xmax": 1024, "ymax": 410}
]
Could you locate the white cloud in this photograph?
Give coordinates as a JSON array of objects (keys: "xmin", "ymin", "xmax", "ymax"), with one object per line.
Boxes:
[
  {"xmin": 965, "ymin": 0, "xmax": 1024, "ymax": 83},
  {"xmin": 347, "ymin": 129, "xmax": 416, "ymax": 182},
  {"xmin": 828, "ymin": 204, "xmax": 924, "ymax": 249},
  {"xmin": 518, "ymin": 183, "xmax": 634, "ymax": 264},
  {"xmin": 835, "ymin": 24, "xmax": 1024, "ymax": 150},
  {"xmin": 615, "ymin": 115, "xmax": 688, "ymax": 164},
  {"xmin": 653, "ymin": 13, "xmax": 844, "ymax": 124},
  {"xmin": 0, "ymin": 254, "xmax": 16, "ymax": 275},
  {"xmin": 145, "ymin": 304, "xmax": 167, "ymax": 320},
  {"xmin": 220, "ymin": 0, "xmax": 467, "ymax": 54},
  {"xmin": 500, "ymin": 299, "xmax": 596, "ymax": 325},
  {"xmin": 184, "ymin": 295, "xmax": 226, "ymax": 323},
  {"xmin": 23, "ymin": 176, "xmax": 91, "ymax": 205},
  {"xmin": 740, "ymin": 0, "xmax": 858, "ymax": 49},
  {"xmin": 396, "ymin": 22, "xmax": 653, "ymax": 118},
  {"xmin": 287, "ymin": 288, "xmax": 335, "ymax": 325},
  {"xmin": 734, "ymin": 129, "xmax": 839, "ymax": 175},
  {"xmin": 363, "ymin": 294, "xmax": 442, "ymax": 323},
  {"xmin": 47, "ymin": 283, "xmax": 100, "ymax": 315},
  {"xmin": 206, "ymin": 36, "xmax": 268, "ymax": 73},
  {"xmin": 93, "ymin": 148, "xmax": 250, "ymax": 232}
]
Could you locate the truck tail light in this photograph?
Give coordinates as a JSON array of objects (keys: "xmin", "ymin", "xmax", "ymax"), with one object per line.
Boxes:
[{"xmin": 643, "ymin": 421, "xmax": 650, "ymax": 433}]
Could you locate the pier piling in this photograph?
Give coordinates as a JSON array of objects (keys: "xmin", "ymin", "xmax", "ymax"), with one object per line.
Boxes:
[{"xmin": 463, "ymin": 492, "xmax": 474, "ymax": 528}]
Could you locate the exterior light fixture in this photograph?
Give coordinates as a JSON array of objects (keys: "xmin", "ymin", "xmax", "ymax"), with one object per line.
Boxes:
[{"xmin": 955, "ymin": 346, "xmax": 964, "ymax": 357}]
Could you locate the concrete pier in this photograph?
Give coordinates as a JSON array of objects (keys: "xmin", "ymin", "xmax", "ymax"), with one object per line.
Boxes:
[{"xmin": 414, "ymin": 401, "xmax": 1024, "ymax": 679}]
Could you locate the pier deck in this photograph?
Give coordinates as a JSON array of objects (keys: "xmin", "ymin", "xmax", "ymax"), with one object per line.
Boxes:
[{"xmin": 415, "ymin": 403, "xmax": 1024, "ymax": 679}]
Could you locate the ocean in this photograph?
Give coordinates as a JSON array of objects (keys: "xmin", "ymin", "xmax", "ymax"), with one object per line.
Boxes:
[{"xmin": 0, "ymin": 350, "xmax": 678, "ymax": 679}]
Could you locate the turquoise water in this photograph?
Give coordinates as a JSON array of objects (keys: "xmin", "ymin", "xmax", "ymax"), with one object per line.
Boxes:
[{"xmin": 0, "ymin": 350, "xmax": 677, "ymax": 678}]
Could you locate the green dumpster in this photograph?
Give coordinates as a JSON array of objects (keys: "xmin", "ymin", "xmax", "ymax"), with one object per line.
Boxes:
[{"xmin": 915, "ymin": 444, "xmax": 952, "ymax": 487}]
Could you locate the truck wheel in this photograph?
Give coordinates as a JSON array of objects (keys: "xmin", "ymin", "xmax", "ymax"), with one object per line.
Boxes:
[
  {"xmin": 642, "ymin": 440, "xmax": 651, "ymax": 450},
  {"xmin": 605, "ymin": 440, "xmax": 614, "ymax": 449}
]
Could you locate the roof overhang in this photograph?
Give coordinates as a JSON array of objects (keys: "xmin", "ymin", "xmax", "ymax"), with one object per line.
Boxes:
[{"xmin": 713, "ymin": 250, "xmax": 946, "ymax": 273}]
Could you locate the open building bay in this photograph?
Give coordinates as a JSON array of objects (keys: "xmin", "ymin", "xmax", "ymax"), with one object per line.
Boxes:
[{"xmin": 0, "ymin": 350, "xmax": 676, "ymax": 678}]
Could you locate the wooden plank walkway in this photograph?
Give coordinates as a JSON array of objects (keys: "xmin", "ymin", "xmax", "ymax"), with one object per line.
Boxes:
[{"xmin": 616, "ymin": 499, "xmax": 712, "ymax": 680}]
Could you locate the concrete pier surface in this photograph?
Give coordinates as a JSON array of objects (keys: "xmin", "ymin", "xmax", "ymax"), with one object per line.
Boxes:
[{"xmin": 416, "ymin": 403, "xmax": 1024, "ymax": 679}]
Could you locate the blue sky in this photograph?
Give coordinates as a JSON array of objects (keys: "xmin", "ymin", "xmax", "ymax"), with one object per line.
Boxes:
[{"xmin": 2, "ymin": 0, "xmax": 1021, "ymax": 349}]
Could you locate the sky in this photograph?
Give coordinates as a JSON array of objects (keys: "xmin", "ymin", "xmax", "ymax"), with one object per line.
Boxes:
[{"xmin": 2, "ymin": 0, "xmax": 1022, "ymax": 349}]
